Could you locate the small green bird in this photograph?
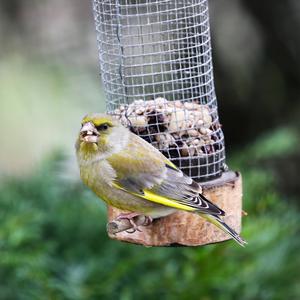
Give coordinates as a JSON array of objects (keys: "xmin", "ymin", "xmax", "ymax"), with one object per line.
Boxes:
[{"xmin": 76, "ymin": 113, "xmax": 246, "ymax": 246}]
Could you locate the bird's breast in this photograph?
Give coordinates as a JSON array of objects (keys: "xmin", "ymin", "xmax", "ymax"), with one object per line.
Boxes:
[{"xmin": 80, "ymin": 159, "xmax": 116, "ymax": 189}]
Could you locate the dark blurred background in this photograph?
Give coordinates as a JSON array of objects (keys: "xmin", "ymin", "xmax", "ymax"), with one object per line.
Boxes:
[{"xmin": 0, "ymin": 0, "xmax": 299, "ymax": 299}]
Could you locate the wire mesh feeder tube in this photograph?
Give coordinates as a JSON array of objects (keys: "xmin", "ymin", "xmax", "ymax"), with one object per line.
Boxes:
[
  {"xmin": 93, "ymin": 0, "xmax": 226, "ymax": 182},
  {"xmin": 92, "ymin": 0, "xmax": 243, "ymax": 246}
]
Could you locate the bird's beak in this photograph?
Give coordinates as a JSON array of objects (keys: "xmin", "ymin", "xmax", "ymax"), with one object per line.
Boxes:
[{"xmin": 80, "ymin": 122, "xmax": 99, "ymax": 143}]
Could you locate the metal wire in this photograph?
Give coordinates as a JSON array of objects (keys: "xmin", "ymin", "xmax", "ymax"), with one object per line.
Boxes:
[{"xmin": 93, "ymin": 0, "xmax": 226, "ymax": 181}]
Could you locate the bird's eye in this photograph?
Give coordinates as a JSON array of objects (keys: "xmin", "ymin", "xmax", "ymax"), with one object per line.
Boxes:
[{"xmin": 96, "ymin": 123, "xmax": 109, "ymax": 131}]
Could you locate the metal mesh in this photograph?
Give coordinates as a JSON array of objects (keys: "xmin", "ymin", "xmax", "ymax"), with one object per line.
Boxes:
[{"xmin": 93, "ymin": 0, "xmax": 226, "ymax": 182}]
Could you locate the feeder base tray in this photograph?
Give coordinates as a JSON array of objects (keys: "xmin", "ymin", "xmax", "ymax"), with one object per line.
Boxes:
[{"xmin": 107, "ymin": 171, "xmax": 243, "ymax": 247}]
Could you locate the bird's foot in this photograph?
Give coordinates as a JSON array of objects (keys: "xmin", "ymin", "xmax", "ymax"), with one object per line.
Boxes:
[
  {"xmin": 116, "ymin": 213, "xmax": 153, "ymax": 233},
  {"xmin": 142, "ymin": 215, "xmax": 153, "ymax": 226}
]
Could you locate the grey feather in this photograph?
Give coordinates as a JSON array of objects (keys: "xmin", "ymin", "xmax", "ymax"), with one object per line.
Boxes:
[{"xmin": 116, "ymin": 162, "xmax": 225, "ymax": 216}]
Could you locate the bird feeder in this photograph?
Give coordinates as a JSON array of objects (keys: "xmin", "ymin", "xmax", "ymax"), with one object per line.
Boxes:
[{"xmin": 92, "ymin": 0, "xmax": 243, "ymax": 246}]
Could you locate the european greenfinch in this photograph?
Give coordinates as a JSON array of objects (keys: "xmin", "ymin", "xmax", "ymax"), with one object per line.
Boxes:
[{"xmin": 76, "ymin": 113, "xmax": 246, "ymax": 246}]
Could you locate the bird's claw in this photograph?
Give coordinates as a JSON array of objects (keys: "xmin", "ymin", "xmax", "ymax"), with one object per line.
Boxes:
[
  {"xmin": 116, "ymin": 213, "xmax": 153, "ymax": 234},
  {"xmin": 141, "ymin": 216, "xmax": 153, "ymax": 227}
]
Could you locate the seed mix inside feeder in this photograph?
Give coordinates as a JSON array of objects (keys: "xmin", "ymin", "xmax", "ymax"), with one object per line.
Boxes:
[{"xmin": 114, "ymin": 97, "xmax": 224, "ymax": 181}]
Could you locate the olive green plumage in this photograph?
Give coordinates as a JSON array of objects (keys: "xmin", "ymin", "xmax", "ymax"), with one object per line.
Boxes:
[{"xmin": 76, "ymin": 113, "xmax": 246, "ymax": 246}]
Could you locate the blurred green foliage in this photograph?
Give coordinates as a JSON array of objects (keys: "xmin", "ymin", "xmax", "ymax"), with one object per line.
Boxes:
[{"xmin": 1, "ymin": 131, "xmax": 299, "ymax": 300}]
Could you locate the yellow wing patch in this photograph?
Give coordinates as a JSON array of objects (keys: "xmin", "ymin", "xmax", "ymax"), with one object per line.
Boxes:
[
  {"xmin": 112, "ymin": 182, "xmax": 196, "ymax": 212},
  {"xmin": 141, "ymin": 190, "xmax": 196, "ymax": 211},
  {"xmin": 164, "ymin": 159, "xmax": 179, "ymax": 171}
]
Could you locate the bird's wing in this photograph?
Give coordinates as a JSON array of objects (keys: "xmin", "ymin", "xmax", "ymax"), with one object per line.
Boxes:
[{"xmin": 107, "ymin": 134, "xmax": 224, "ymax": 216}]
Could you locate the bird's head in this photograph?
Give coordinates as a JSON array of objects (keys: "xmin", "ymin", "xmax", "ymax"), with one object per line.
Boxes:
[{"xmin": 76, "ymin": 113, "xmax": 129, "ymax": 163}]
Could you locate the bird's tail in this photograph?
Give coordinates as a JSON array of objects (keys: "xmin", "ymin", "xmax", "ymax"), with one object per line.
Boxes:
[{"xmin": 200, "ymin": 213, "xmax": 247, "ymax": 247}]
